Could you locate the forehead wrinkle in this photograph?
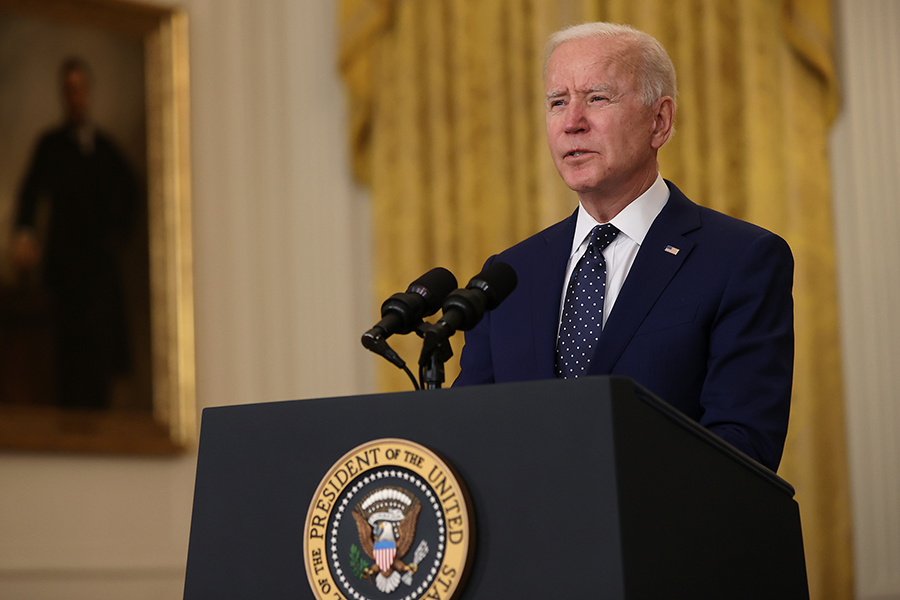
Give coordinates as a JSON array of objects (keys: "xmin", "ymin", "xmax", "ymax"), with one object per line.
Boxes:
[
  {"xmin": 547, "ymin": 51, "xmax": 628, "ymax": 91},
  {"xmin": 556, "ymin": 40, "xmax": 639, "ymax": 90}
]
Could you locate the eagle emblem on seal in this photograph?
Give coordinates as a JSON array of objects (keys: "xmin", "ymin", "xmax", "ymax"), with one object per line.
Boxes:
[{"xmin": 352, "ymin": 486, "xmax": 422, "ymax": 594}]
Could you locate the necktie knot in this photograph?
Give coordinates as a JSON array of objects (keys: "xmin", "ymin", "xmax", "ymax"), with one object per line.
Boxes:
[{"xmin": 588, "ymin": 223, "xmax": 619, "ymax": 253}]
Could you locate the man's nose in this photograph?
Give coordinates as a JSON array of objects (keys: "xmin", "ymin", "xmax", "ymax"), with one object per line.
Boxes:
[{"xmin": 564, "ymin": 101, "xmax": 588, "ymax": 133}]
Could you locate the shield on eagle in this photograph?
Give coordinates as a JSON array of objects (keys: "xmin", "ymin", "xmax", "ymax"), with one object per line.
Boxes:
[{"xmin": 373, "ymin": 540, "xmax": 396, "ymax": 573}]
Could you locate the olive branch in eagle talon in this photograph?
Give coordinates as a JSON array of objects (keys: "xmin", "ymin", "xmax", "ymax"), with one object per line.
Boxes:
[
  {"xmin": 351, "ymin": 486, "xmax": 422, "ymax": 593},
  {"xmin": 348, "ymin": 544, "xmax": 370, "ymax": 579}
]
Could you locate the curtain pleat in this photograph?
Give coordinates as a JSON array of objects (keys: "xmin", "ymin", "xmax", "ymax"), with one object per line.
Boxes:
[{"xmin": 339, "ymin": 2, "xmax": 851, "ymax": 597}]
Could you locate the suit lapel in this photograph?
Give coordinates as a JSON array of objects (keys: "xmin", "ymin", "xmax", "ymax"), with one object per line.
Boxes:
[
  {"xmin": 531, "ymin": 210, "xmax": 577, "ymax": 379},
  {"xmin": 590, "ymin": 183, "xmax": 701, "ymax": 375}
]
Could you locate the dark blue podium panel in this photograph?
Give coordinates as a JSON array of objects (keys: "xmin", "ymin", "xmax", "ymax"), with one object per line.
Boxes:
[{"xmin": 183, "ymin": 376, "xmax": 807, "ymax": 599}]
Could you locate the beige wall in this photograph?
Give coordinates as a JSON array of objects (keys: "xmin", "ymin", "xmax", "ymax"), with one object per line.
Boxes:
[
  {"xmin": 0, "ymin": 0, "xmax": 898, "ymax": 598},
  {"xmin": 831, "ymin": 1, "xmax": 900, "ymax": 599}
]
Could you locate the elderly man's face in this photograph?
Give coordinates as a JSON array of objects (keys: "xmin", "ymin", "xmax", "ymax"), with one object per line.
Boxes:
[{"xmin": 545, "ymin": 37, "xmax": 661, "ymax": 202}]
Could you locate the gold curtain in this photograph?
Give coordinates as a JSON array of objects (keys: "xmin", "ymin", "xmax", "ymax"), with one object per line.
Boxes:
[{"xmin": 339, "ymin": 1, "xmax": 852, "ymax": 598}]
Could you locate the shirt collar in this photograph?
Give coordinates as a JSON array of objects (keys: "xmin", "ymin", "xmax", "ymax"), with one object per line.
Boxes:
[{"xmin": 570, "ymin": 173, "xmax": 670, "ymax": 257}]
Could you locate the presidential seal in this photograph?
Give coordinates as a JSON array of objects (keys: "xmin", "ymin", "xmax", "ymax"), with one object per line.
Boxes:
[{"xmin": 304, "ymin": 439, "xmax": 473, "ymax": 600}]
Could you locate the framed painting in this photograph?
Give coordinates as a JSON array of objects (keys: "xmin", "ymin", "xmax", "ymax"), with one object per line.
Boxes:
[{"xmin": 0, "ymin": 0, "xmax": 194, "ymax": 453}]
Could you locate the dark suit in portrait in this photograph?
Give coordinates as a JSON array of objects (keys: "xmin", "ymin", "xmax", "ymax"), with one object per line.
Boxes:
[{"xmin": 15, "ymin": 122, "xmax": 137, "ymax": 409}]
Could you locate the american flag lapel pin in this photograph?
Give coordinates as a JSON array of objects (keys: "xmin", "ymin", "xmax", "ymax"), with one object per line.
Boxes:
[{"xmin": 664, "ymin": 245, "xmax": 680, "ymax": 255}]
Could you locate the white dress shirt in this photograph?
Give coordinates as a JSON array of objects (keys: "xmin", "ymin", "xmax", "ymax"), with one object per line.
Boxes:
[{"xmin": 558, "ymin": 173, "xmax": 670, "ymax": 330}]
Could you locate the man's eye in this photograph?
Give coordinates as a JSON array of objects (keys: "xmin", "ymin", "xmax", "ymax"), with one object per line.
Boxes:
[
  {"xmin": 550, "ymin": 99, "xmax": 565, "ymax": 107},
  {"xmin": 591, "ymin": 95, "xmax": 607, "ymax": 102}
]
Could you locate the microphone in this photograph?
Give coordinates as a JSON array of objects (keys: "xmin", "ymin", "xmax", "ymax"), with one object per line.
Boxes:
[
  {"xmin": 423, "ymin": 262, "xmax": 518, "ymax": 349},
  {"xmin": 362, "ymin": 267, "xmax": 458, "ymax": 356}
]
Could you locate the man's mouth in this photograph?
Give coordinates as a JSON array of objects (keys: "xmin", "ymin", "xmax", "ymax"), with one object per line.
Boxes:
[{"xmin": 566, "ymin": 149, "xmax": 591, "ymax": 158}]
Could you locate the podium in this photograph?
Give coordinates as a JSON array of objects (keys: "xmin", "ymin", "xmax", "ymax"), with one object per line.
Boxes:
[{"xmin": 183, "ymin": 376, "xmax": 809, "ymax": 599}]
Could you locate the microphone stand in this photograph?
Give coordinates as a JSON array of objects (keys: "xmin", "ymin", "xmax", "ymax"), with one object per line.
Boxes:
[
  {"xmin": 415, "ymin": 322, "xmax": 453, "ymax": 389},
  {"xmin": 361, "ymin": 330, "xmax": 421, "ymax": 390},
  {"xmin": 361, "ymin": 320, "xmax": 451, "ymax": 391}
]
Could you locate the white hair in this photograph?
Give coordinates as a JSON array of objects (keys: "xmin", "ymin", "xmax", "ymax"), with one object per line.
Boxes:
[{"xmin": 544, "ymin": 22, "xmax": 677, "ymax": 109}]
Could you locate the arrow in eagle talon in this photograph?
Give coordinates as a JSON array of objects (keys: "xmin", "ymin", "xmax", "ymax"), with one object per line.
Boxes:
[{"xmin": 401, "ymin": 540, "xmax": 429, "ymax": 586}]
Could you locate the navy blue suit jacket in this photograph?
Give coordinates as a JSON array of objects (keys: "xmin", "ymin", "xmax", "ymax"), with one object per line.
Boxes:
[{"xmin": 454, "ymin": 181, "xmax": 794, "ymax": 471}]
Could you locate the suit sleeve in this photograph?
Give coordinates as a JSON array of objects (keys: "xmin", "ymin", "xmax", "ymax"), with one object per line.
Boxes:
[
  {"xmin": 699, "ymin": 232, "xmax": 794, "ymax": 471},
  {"xmin": 16, "ymin": 135, "xmax": 53, "ymax": 229}
]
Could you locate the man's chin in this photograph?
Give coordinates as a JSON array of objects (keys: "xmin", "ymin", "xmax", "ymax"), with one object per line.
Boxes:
[{"xmin": 560, "ymin": 175, "xmax": 604, "ymax": 196}]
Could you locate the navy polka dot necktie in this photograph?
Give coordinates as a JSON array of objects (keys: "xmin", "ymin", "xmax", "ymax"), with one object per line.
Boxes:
[{"xmin": 556, "ymin": 223, "xmax": 619, "ymax": 378}]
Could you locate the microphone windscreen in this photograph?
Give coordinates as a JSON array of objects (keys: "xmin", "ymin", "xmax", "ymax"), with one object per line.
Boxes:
[
  {"xmin": 408, "ymin": 267, "xmax": 459, "ymax": 316},
  {"xmin": 467, "ymin": 261, "xmax": 517, "ymax": 310}
]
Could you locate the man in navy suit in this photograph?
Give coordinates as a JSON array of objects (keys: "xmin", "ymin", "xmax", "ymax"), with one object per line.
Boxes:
[{"xmin": 454, "ymin": 22, "xmax": 794, "ymax": 472}]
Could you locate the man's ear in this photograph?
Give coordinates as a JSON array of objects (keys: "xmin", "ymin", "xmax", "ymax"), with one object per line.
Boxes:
[{"xmin": 650, "ymin": 96, "xmax": 675, "ymax": 149}]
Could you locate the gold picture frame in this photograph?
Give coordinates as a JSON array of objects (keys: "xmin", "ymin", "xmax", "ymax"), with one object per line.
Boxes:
[{"xmin": 0, "ymin": 0, "xmax": 194, "ymax": 453}]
